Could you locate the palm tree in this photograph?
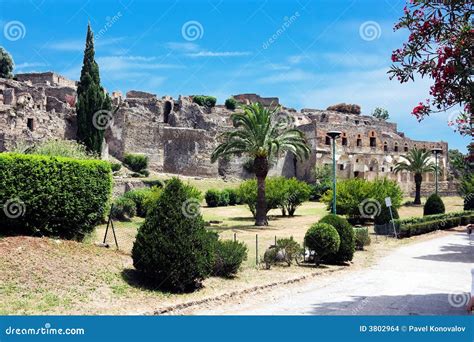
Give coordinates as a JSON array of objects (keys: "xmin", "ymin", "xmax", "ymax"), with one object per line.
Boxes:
[
  {"xmin": 211, "ymin": 102, "xmax": 310, "ymax": 226},
  {"xmin": 394, "ymin": 148, "xmax": 436, "ymax": 205}
]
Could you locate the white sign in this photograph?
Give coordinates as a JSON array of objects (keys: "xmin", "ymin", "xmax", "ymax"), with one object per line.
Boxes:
[{"xmin": 385, "ymin": 197, "xmax": 392, "ymax": 207}]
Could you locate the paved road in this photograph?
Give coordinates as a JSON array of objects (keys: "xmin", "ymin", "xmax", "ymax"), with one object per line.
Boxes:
[{"xmin": 194, "ymin": 232, "xmax": 474, "ymax": 315}]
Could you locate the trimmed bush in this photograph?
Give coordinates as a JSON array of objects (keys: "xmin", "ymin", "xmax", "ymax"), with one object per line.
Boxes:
[
  {"xmin": 111, "ymin": 196, "xmax": 136, "ymax": 221},
  {"xmin": 424, "ymin": 194, "xmax": 445, "ymax": 216},
  {"xmin": 225, "ymin": 97, "xmax": 237, "ymax": 110},
  {"xmin": 304, "ymin": 223, "xmax": 340, "ymax": 265},
  {"xmin": 124, "ymin": 188, "xmax": 153, "ymax": 217},
  {"xmin": 354, "ymin": 227, "xmax": 371, "ymax": 250},
  {"xmin": 0, "ymin": 153, "xmax": 112, "ymax": 240},
  {"xmin": 142, "ymin": 179, "xmax": 164, "ymax": 188},
  {"xmin": 192, "ymin": 95, "xmax": 217, "ymax": 108},
  {"xmin": 110, "ymin": 162, "xmax": 122, "ymax": 172},
  {"xmin": 276, "ymin": 237, "xmax": 302, "ymax": 266},
  {"xmin": 227, "ymin": 188, "xmax": 240, "ymax": 205},
  {"xmin": 132, "ymin": 178, "xmax": 215, "ymax": 292},
  {"xmin": 142, "ymin": 186, "xmax": 163, "ymax": 216},
  {"xmin": 123, "ymin": 153, "xmax": 149, "ymax": 173},
  {"xmin": 394, "ymin": 211, "xmax": 474, "ymax": 238},
  {"xmin": 318, "ymin": 214, "xmax": 355, "ymax": 263},
  {"xmin": 218, "ymin": 189, "xmax": 230, "ymax": 206},
  {"xmin": 205, "ymin": 189, "xmax": 221, "ymax": 207},
  {"xmin": 213, "ymin": 240, "xmax": 248, "ymax": 277}
]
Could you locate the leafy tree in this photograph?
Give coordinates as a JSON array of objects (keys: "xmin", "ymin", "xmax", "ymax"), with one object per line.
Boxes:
[
  {"xmin": 448, "ymin": 149, "xmax": 469, "ymax": 179},
  {"xmin": 0, "ymin": 47, "xmax": 14, "ymax": 78},
  {"xmin": 76, "ymin": 23, "xmax": 112, "ymax": 155},
  {"xmin": 389, "ymin": 0, "xmax": 473, "ymax": 137},
  {"xmin": 371, "ymin": 107, "xmax": 390, "ymax": 120},
  {"xmin": 394, "ymin": 148, "xmax": 435, "ymax": 204},
  {"xmin": 211, "ymin": 103, "xmax": 310, "ymax": 226}
]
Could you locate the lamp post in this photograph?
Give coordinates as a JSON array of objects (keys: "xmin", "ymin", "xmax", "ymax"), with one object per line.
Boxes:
[
  {"xmin": 327, "ymin": 131, "xmax": 341, "ymax": 214},
  {"xmin": 431, "ymin": 147, "xmax": 443, "ymax": 195}
]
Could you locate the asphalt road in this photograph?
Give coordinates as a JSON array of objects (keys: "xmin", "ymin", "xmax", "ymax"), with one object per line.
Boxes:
[{"xmin": 193, "ymin": 232, "xmax": 474, "ymax": 315}]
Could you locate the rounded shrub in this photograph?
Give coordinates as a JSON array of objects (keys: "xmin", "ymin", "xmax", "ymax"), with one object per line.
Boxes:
[
  {"xmin": 304, "ymin": 223, "xmax": 340, "ymax": 265},
  {"xmin": 111, "ymin": 196, "xmax": 136, "ymax": 221},
  {"xmin": 276, "ymin": 237, "xmax": 302, "ymax": 266},
  {"xmin": 205, "ymin": 189, "xmax": 221, "ymax": 207},
  {"xmin": 213, "ymin": 240, "xmax": 248, "ymax": 277},
  {"xmin": 353, "ymin": 227, "xmax": 371, "ymax": 250},
  {"xmin": 318, "ymin": 214, "xmax": 355, "ymax": 263},
  {"xmin": 132, "ymin": 178, "xmax": 215, "ymax": 292},
  {"xmin": 225, "ymin": 97, "xmax": 237, "ymax": 110},
  {"xmin": 226, "ymin": 188, "xmax": 240, "ymax": 205},
  {"xmin": 192, "ymin": 95, "xmax": 217, "ymax": 108},
  {"xmin": 423, "ymin": 194, "xmax": 445, "ymax": 216},
  {"xmin": 123, "ymin": 153, "xmax": 149, "ymax": 173},
  {"xmin": 124, "ymin": 188, "xmax": 152, "ymax": 217},
  {"xmin": 218, "ymin": 190, "xmax": 230, "ymax": 206},
  {"xmin": 110, "ymin": 162, "xmax": 122, "ymax": 172}
]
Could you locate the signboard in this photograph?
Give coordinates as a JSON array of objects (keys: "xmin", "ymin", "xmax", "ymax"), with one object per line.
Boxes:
[{"xmin": 385, "ymin": 197, "xmax": 392, "ymax": 207}]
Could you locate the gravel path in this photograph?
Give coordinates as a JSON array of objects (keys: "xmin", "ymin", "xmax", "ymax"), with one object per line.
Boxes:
[{"xmin": 193, "ymin": 231, "xmax": 474, "ymax": 315}]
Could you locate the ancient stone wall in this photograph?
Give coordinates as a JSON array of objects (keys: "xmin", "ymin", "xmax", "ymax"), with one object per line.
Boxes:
[{"xmin": 15, "ymin": 72, "xmax": 77, "ymax": 88}]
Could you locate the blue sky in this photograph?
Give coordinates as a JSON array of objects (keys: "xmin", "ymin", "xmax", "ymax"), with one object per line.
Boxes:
[{"xmin": 1, "ymin": 0, "xmax": 470, "ymax": 152}]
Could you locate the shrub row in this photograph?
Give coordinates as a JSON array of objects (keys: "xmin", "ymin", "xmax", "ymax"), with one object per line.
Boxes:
[
  {"xmin": 205, "ymin": 188, "xmax": 241, "ymax": 207},
  {"xmin": 396, "ymin": 211, "xmax": 474, "ymax": 238},
  {"xmin": 238, "ymin": 177, "xmax": 311, "ymax": 217},
  {"xmin": 0, "ymin": 153, "xmax": 112, "ymax": 240}
]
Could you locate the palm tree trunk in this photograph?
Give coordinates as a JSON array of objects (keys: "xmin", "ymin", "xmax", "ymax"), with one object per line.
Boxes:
[
  {"xmin": 254, "ymin": 156, "xmax": 268, "ymax": 226},
  {"xmin": 414, "ymin": 173, "xmax": 422, "ymax": 205}
]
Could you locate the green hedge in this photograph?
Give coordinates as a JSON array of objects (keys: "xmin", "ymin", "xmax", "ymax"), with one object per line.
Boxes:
[
  {"xmin": 0, "ymin": 153, "xmax": 112, "ymax": 240},
  {"xmin": 192, "ymin": 95, "xmax": 217, "ymax": 108},
  {"xmin": 394, "ymin": 211, "xmax": 474, "ymax": 238}
]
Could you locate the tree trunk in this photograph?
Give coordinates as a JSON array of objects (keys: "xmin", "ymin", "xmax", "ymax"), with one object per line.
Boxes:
[
  {"xmin": 414, "ymin": 173, "xmax": 422, "ymax": 205},
  {"xmin": 254, "ymin": 156, "xmax": 269, "ymax": 226}
]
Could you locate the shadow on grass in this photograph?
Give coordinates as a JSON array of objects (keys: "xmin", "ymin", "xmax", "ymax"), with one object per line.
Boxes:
[{"xmin": 121, "ymin": 268, "xmax": 203, "ymax": 294}]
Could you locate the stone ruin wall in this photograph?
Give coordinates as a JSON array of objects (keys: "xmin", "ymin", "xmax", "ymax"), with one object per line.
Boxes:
[{"xmin": 0, "ymin": 72, "xmax": 455, "ymax": 195}]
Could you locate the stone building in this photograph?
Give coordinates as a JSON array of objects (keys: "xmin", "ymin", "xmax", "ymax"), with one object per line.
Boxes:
[{"xmin": 0, "ymin": 73, "xmax": 453, "ymax": 195}]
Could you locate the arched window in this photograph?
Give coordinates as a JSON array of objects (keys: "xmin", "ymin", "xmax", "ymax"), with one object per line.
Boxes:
[
  {"xmin": 369, "ymin": 131, "xmax": 377, "ymax": 147},
  {"xmin": 341, "ymin": 132, "xmax": 348, "ymax": 146},
  {"xmin": 356, "ymin": 134, "xmax": 362, "ymax": 147},
  {"xmin": 394, "ymin": 142, "xmax": 399, "ymax": 152},
  {"xmin": 404, "ymin": 143, "xmax": 409, "ymax": 152},
  {"xmin": 383, "ymin": 141, "xmax": 388, "ymax": 152}
]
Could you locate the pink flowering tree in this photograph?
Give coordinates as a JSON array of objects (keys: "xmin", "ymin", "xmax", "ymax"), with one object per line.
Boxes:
[{"xmin": 389, "ymin": 0, "xmax": 473, "ymax": 141}]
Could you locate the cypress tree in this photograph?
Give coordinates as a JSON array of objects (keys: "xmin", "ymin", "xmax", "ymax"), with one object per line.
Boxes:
[{"xmin": 76, "ymin": 23, "xmax": 111, "ymax": 155}]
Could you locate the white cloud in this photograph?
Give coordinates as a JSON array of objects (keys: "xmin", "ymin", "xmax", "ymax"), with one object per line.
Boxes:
[
  {"xmin": 47, "ymin": 37, "xmax": 125, "ymax": 52},
  {"xmin": 165, "ymin": 42, "xmax": 199, "ymax": 52},
  {"xmin": 96, "ymin": 56, "xmax": 182, "ymax": 72}
]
